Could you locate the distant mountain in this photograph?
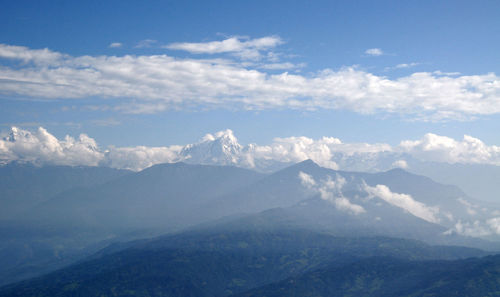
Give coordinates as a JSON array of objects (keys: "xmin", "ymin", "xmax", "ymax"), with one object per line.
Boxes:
[
  {"xmin": 3, "ymin": 160, "xmax": 500, "ymax": 287},
  {"xmin": 0, "ymin": 229, "xmax": 488, "ymax": 297},
  {"xmin": 0, "ymin": 162, "xmax": 131, "ymax": 219},
  {"xmin": 0, "ymin": 162, "xmax": 264, "ymax": 286},
  {"xmin": 180, "ymin": 130, "xmax": 243, "ymax": 166},
  {"xmin": 30, "ymin": 162, "xmax": 265, "ymax": 233},
  {"xmin": 175, "ymin": 131, "xmax": 500, "ymax": 204}
]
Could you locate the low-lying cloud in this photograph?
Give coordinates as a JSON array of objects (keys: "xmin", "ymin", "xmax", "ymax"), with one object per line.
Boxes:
[
  {"xmin": 299, "ymin": 172, "xmax": 366, "ymax": 215},
  {"xmin": 363, "ymin": 183, "xmax": 440, "ymax": 223}
]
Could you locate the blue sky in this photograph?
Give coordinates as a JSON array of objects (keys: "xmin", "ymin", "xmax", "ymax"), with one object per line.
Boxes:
[{"xmin": 1, "ymin": 0, "xmax": 500, "ymax": 147}]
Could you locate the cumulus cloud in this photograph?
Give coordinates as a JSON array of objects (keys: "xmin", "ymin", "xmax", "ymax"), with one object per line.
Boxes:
[
  {"xmin": 0, "ymin": 126, "xmax": 182, "ymax": 171},
  {"xmin": 4, "ymin": 127, "xmax": 500, "ymax": 173},
  {"xmin": 102, "ymin": 145, "xmax": 182, "ymax": 171},
  {"xmin": 399, "ymin": 133, "xmax": 500, "ymax": 165},
  {"xmin": 1, "ymin": 43, "xmax": 500, "ymax": 121},
  {"xmin": 298, "ymin": 172, "xmax": 366, "ymax": 215},
  {"xmin": 363, "ymin": 183, "xmax": 440, "ymax": 223},
  {"xmin": 0, "ymin": 127, "xmax": 103, "ymax": 166},
  {"xmin": 165, "ymin": 36, "xmax": 283, "ymax": 60},
  {"xmin": 6, "ymin": 126, "xmax": 500, "ymax": 172},
  {"xmin": 365, "ymin": 48, "xmax": 383, "ymax": 56}
]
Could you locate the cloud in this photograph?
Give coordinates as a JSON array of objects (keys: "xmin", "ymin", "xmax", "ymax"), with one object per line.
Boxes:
[
  {"xmin": 458, "ymin": 198, "xmax": 478, "ymax": 216},
  {"xmin": 135, "ymin": 39, "xmax": 158, "ymax": 48},
  {"xmin": 259, "ymin": 62, "xmax": 306, "ymax": 70},
  {"xmin": 1, "ymin": 43, "xmax": 500, "ymax": 121},
  {"xmin": 5, "ymin": 127, "xmax": 500, "ymax": 173},
  {"xmin": 365, "ymin": 48, "xmax": 383, "ymax": 56},
  {"xmin": 487, "ymin": 217, "xmax": 500, "ymax": 234},
  {"xmin": 395, "ymin": 62, "xmax": 419, "ymax": 69},
  {"xmin": 399, "ymin": 133, "xmax": 500, "ymax": 165},
  {"xmin": 0, "ymin": 127, "xmax": 103, "ymax": 166},
  {"xmin": 165, "ymin": 36, "xmax": 283, "ymax": 60},
  {"xmin": 298, "ymin": 172, "xmax": 366, "ymax": 215},
  {"xmin": 448, "ymin": 220, "xmax": 492, "ymax": 237},
  {"xmin": 298, "ymin": 171, "xmax": 316, "ymax": 188},
  {"xmin": 101, "ymin": 145, "xmax": 182, "ymax": 171},
  {"xmin": 385, "ymin": 62, "xmax": 420, "ymax": 71},
  {"xmin": 108, "ymin": 42, "xmax": 123, "ymax": 48},
  {"xmin": 392, "ymin": 160, "xmax": 408, "ymax": 169},
  {"xmin": 363, "ymin": 183, "xmax": 440, "ymax": 223}
]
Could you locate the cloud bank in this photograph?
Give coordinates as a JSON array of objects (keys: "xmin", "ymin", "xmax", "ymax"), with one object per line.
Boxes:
[
  {"xmin": 1, "ymin": 40, "xmax": 500, "ymax": 120},
  {"xmin": 4, "ymin": 127, "xmax": 500, "ymax": 172}
]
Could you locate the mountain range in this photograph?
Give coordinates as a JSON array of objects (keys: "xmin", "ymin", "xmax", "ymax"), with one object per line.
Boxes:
[{"xmin": 2, "ymin": 151, "xmax": 500, "ymax": 294}]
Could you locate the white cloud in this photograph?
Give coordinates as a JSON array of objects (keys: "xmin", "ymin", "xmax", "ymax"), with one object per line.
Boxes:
[
  {"xmin": 108, "ymin": 42, "xmax": 123, "ymax": 48},
  {"xmin": 259, "ymin": 62, "xmax": 306, "ymax": 70},
  {"xmin": 391, "ymin": 160, "xmax": 408, "ymax": 169},
  {"xmin": 5, "ymin": 127, "xmax": 500, "ymax": 173},
  {"xmin": 365, "ymin": 48, "xmax": 383, "ymax": 56},
  {"xmin": 399, "ymin": 133, "xmax": 500, "ymax": 165},
  {"xmin": 385, "ymin": 62, "xmax": 420, "ymax": 71},
  {"xmin": 298, "ymin": 171, "xmax": 316, "ymax": 188},
  {"xmin": 102, "ymin": 145, "xmax": 182, "ymax": 171},
  {"xmin": 298, "ymin": 173, "xmax": 366, "ymax": 215},
  {"xmin": 135, "ymin": 39, "xmax": 157, "ymax": 48},
  {"xmin": 395, "ymin": 62, "xmax": 419, "ymax": 69},
  {"xmin": 487, "ymin": 217, "xmax": 500, "ymax": 234},
  {"xmin": 449, "ymin": 220, "xmax": 492, "ymax": 237},
  {"xmin": 1, "ymin": 43, "xmax": 500, "ymax": 121},
  {"xmin": 458, "ymin": 198, "xmax": 478, "ymax": 216},
  {"xmin": 363, "ymin": 183, "xmax": 440, "ymax": 223},
  {"xmin": 166, "ymin": 36, "xmax": 283, "ymax": 60},
  {"xmin": 0, "ymin": 127, "xmax": 103, "ymax": 167}
]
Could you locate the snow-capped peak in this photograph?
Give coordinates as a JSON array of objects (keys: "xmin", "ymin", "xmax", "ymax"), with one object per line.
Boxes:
[{"xmin": 181, "ymin": 129, "xmax": 243, "ymax": 166}]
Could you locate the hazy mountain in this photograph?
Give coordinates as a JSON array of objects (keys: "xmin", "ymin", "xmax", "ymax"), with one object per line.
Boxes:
[
  {"xmin": 0, "ymin": 162, "xmax": 131, "ymax": 219},
  {"xmin": 3, "ymin": 160, "xmax": 500, "ymax": 288},
  {"xmin": 175, "ymin": 130, "xmax": 500, "ymax": 204},
  {"xmin": 29, "ymin": 162, "xmax": 265, "ymax": 233}
]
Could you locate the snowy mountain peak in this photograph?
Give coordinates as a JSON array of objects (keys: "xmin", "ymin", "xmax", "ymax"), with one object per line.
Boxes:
[{"xmin": 180, "ymin": 129, "xmax": 243, "ymax": 166}]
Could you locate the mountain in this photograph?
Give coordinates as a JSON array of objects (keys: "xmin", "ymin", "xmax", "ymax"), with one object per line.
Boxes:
[
  {"xmin": 180, "ymin": 130, "xmax": 243, "ymax": 166},
  {"xmin": 408, "ymin": 161, "xmax": 500, "ymax": 203},
  {"xmin": 0, "ymin": 162, "xmax": 264, "ymax": 286},
  {"xmin": 0, "ymin": 162, "xmax": 131, "ymax": 219},
  {"xmin": 3, "ymin": 160, "xmax": 500, "ymax": 287},
  {"xmin": 0, "ymin": 229, "xmax": 488, "ymax": 297},
  {"xmin": 29, "ymin": 162, "xmax": 265, "ymax": 233},
  {"xmin": 233, "ymin": 254, "xmax": 500, "ymax": 297}
]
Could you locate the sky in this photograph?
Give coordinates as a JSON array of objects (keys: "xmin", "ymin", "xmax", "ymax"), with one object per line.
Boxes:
[{"xmin": 1, "ymin": 0, "xmax": 500, "ymax": 154}]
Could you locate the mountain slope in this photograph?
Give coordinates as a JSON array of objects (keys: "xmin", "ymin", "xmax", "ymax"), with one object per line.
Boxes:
[
  {"xmin": 0, "ymin": 162, "xmax": 131, "ymax": 219},
  {"xmin": 234, "ymin": 255, "xmax": 500, "ymax": 297},
  {"xmin": 0, "ymin": 229, "xmax": 488, "ymax": 297},
  {"xmin": 30, "ymin": 162, "xmax": 265, "ymax": 233}
]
